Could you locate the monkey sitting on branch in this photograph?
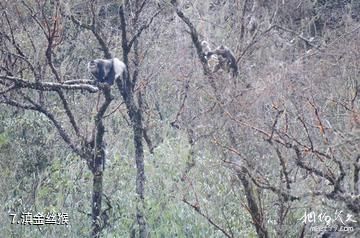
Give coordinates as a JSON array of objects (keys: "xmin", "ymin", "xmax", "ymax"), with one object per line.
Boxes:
[
  {"xmin": 201, "ymin": 41, "xmax": 238, "ymax": 77},
  {"xmin": 88, "ymin": 58, "xmax": 127, "ymax": 85},
  {"xmin": 201, "ymin": 41, "xmax": 219, "ymax": 71}
]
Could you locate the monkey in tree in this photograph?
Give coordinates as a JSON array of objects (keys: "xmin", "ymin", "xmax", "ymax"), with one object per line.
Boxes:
[
  {"xmin": 207, "ymin": 45, "xmax": 238, "ymax": 77},
  {"xmin": 88, "ymin": 58, "xmax": 127, "ymax": 85},
  {"xmin": 201, "ymin": 41, "xmax": 220, "ymax": 71},
  {"xmin": 201, "ymin": 40, "xmax": 212, "ymax": 60}
]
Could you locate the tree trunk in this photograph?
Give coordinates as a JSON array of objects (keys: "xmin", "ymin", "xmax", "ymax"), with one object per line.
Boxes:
[
  {"xmin": 90, "ymin": 86, "xmax": 112, "ymax": 237},
  {"xmin": 90, "ymin": 130, "xmax": 106, "ymax": 237},
  {"xmin": 91, "ymin": 168, "xmax": 103, "ymax": 238},
  {"xmin": 133, "ymin": 108, "xmax": 147, "ymax": 237}
]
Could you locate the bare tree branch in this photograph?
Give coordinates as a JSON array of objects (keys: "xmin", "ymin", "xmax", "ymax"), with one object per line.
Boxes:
[
  {"xmin": 182, "ymin": 198, "xmax": 233, "ymax": 238},
  {"xmin": 1, "ymin": 75, "xmax": 99, "ymax": 92}
]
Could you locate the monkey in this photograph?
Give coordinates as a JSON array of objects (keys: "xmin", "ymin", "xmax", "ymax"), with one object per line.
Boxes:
[
  {"xmin": 212, "ymin": 54, "xmax": 228, "ymax": 74},
  {"xmin": 201, "ymin": 40, "xmax": 211, "ymax": 60},
  {"xmin": 88, "ymin": 58, "xmax": 127, "ymax": 85},
  {"xmin": 207, "ymin": 45, "xmax": 238, "ymax": 77},
  {"xmin": 201, "ymin": 40, "xmax": 220, "ymax": 70}
]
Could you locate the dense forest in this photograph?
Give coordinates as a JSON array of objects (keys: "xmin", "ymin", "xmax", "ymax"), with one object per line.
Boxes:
[{"xmin": 0, "ymin": 0, "xmax": 359, "ymax": 237}]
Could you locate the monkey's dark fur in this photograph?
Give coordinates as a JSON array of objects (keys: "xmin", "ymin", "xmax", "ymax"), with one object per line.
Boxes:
[{"xmin": 88, "ymin": 58, "xmax": 127, "ymax": 85}]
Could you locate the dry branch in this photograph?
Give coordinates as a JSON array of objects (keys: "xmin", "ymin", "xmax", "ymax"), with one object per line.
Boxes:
[{"xmin": 0, "ymin": 76, "xmax": 99, "ymax": 93}]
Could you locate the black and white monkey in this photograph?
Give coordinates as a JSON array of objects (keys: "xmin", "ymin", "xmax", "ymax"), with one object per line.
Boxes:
[
  {"xmin": 201, "ymin": 40, "xmax": 212, "ymax": 60},
  {"xmin": 209, "ymin": 45, "xmax": 238, "ymax": 77},
  {"xmin": 88, "ymin": 58, "xmax": 127, "ymax": 85},
  {"xmin": 202, "ymin": 41, "xmax": 238, "ymax": 77},
  {"xmin": 201, "ymin": 41, "xmax": 219, "ymax": 69}
]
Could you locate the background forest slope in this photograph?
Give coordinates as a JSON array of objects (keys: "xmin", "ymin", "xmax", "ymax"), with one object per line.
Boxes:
[{"xmin": 0, "ymin": 0, "xmax": 359, "ymax": 237}]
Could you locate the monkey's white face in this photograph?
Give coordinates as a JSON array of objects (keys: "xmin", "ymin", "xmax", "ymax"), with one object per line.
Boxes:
[
  {"xmin": 201, "ymin": 41, "xmax": 209, "ymax": 48},
  {"xmin": 88, "ymin": 61, "xmax": 98, "ymax": 74}
]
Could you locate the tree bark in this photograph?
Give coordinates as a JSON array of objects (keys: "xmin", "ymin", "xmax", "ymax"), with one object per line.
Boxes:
[
  {"xmin": 118, "ymin": 3, "xmax": 148, "ymax": 236},
  {"xmin": 133, "ymin": 105, "xmax": 147, "ymax": 237},
  {"xmin": 91, "ymin": 170, "xmax": 103, "ymax": 238},
  {"xmin": 90, "ymin": 86, "xmax": 113, "ymax": 237}
]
